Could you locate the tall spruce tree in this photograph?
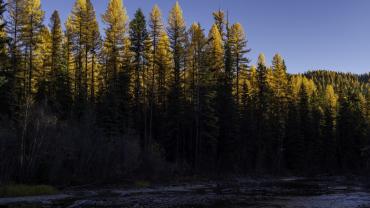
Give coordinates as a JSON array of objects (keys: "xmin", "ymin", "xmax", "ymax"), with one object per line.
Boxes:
[
  {"xmin": 130, "ymin": 9, "xmax": 149, "ymax": 150},
  {"xmin": 50, "ymin": 11, "xmax": 72, "ymax": 118}
]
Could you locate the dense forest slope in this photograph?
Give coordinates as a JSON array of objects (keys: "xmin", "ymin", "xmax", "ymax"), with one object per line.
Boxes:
[{"xmin": 0, "ymin": 0, "xmax": 369, "ymax": 185}]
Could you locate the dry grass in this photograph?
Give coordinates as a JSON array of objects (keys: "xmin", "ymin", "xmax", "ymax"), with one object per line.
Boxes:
[{"xmin": 0, "ymin": 184, "xmax": 57, "ymax": 197}]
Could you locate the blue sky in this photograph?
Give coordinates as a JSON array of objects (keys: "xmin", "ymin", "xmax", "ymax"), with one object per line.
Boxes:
[{"xmin": 42, "ymin": 0, "xmax": 370, "ymax": 74}]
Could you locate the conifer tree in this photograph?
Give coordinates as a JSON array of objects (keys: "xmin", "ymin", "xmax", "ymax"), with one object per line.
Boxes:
[
  {"xmin": 229, "ymin": 23, "xmax": 250, "ymax": 104},
  {"xmin": 64, "ymin": 16, "xmax": 74, "ymax": 91},
  {"xmin": 207, "ymin": 24, "xmax": 235, "ymax": 171},
  {"xmin": 0, "ymin": 0, "xmax": 11, "ymax": 116},
  {"xmin": 98, "ymin": 0, "xmax": 130, "ymax": 136},
  {"xmin": 239, "ymin": 65, "xmax": 257, "ymax": 171},
  {"xmin": 85, "ymin": 0, "xmax": 100, "ymax": 102},
  {"xmin": 166, "ymin": 1, "xmax": 187, "ymax": 163},
  {"xmin": 272, "ymin": 54, "xmax": 288, "ymax": 98},
  {"xmin": 212, "ymin": 10, "xmax": 225, "ymax": 40},
  {"xmin": 284, "ymin": 77, "xmax": 305, "ymax": 172},
  {"xmin": 188, "ymin": 23, "xmax": 217, "ymax": 170},
  {"xmin": 321, "ymin": 85, "xmax": 337, "ymax": 171},
  {"xmin": 298, "ymin": 79, "xmax": 314, "ymax": 171},
  {"xmin": 154, "ymin": 31, "xmax": 171, "ymax": 152},
  {"xmin": 102, "ymin": 0, "xmax": 128, "ymax": 83},
  {"xmin": 21, "ymin": 0, "xmax": 45, "ymax": 96},
  {"xmin": 0, "ymin": 0, "xmax": 7, "ymax": 69},
  {"xmin": 156, "ymin": 32, "xmax": 171, "ymax": 109},
  {"xmin": 207, "ymin": 24, "xmax": 224, "ymax": 73},
  {"xmin": 34, "ymin": 26, "xmax": 51, "ymax": 103},
  {"xmin": 69, "ymin": 0, "xmax": 88, "ymax": 116},
  {"xmin": 130, "ymin": 8, "xmax": 149, "ymax": 149},
  {"xmin": 271, "ymin": 53, "xmax": 288, "ymax": 171},
  {"xmin": 149, "ymin": 5, "xmax": 163, "ymax": 98},
  {"xmin": 337, "ymin": 91, "xmax": 368, "ymax": 171},
  {"xmin": 50, "ymin": 11, "xmax": 64, "ymax": 83},
  {"xmin": 7, "ymin": 0, "xmax": 23, "ymax": 102},
  {"xmin": 50, "ymin": 11, "xmax": 72, "ymax": 117},
  {"xmin": 148, "ymin": 4, "xmax": 164, "ymax": 147},
  {"xmin": 255, "ymin": 53, "xmax": 272, "ymax": 171},
  {"xmin": 197, "ymin": 55, "xmax": 218, "ymax": 172}
]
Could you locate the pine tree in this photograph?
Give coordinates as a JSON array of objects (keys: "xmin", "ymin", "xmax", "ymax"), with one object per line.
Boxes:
[
  {"xmin": 0, "ymin": 0, "xmax": 11, "ymax": 117},
  {"xmin": 69, "ymin": 0, "xmax": 88, "ymax": 116},
  {"xmin": 50, "ymin": 11, "xmax": 64, "ymax": 83},
  {"xmin": 166, "ymin": 1, "xmax": 187, "ymax": 163},
  {"xmin": 21, "ymin": 0, "xmax": 45, "ymax": 96},
  {"xmin": 206, "ymin": 24, "xmax": 230, "ymax": 170},
  {"xmin": 34, "ymin": 26, "xmax": 51, "ymax": 103},
  {"xmin": 212, "ymin": 10, "xmax": 225, "ymax": 40},
  {"xmin": 156, "ymin": 32, "xmax": 171, "ymax": 109},
  {"xmin": 239, "ymin": 65, "xmax": 258, "ymax": 172},
  {"xmin": 85, "ymin": 0, "xmax": 100, "ymax": 102},
  {"xmin": 50, "ymin": 11, "xmax": 72, "ymax": 118},
  {"xmin": 98, "ymin": 0, "xmax": 130, "ymax": 136},
  {"xmin": 148, "ymin": 4, "xmax": 164, "ymax": 148},
  {"xmin": 7, "ymin": 0, "xmax": 23, "ymax": 103},
  {"xmin": 298, "ymin": 78, "xmax": 314, "ymax": 171},
  {"xmin": 255, "ymin": 53, "xmax": 273, "ymax": 171},
  {"xmin": 102, "ymin": 0, "xmax": 128, "ymax": 83},
  {"xmin": 229, "ymin": 23, "xmax": 250, "ymax": 104},
  {"xmin": 130, "ymin": 9, "xmax": 149, "ymax": 149},
  {"xmin": 272, "ymin": 54, "xmax": 288, "ymax": 98},
  {"xmin": 337, "ymin": 91, "xmax": 368, "ymax": 171},
  {"xmin": 271, "ymin": 53, "xmax": 288, "ymax": 171},
  {"xmin": 197, "ymin": 57, "xmax": 218, "ymax": 172},
  {"xmin": 284, "ymin": 76, "xmax": 305, "ymax": 172},
  {"xmin": 187, "ymin": 23, "xmax": 217, "ymax": 170},
  {"xmin": 0, "ymin": 0, "xmax": 7, "ymax": 70},
  {"xmin": 150, "ymin": 5, "xmax": 163, "ymax": 59},
  {"xmin": 322, "ymin": 84, "xmax": 337, "ymax": 171},
  {"xmin": 64, "ymin": 16, "xmax": 74, "ymax": 93},
  {"xmin": 149, "ymin": 5, "xmax": 163, "ymax": 99}
]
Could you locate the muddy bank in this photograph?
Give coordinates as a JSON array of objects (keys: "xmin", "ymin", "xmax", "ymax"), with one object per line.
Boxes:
[{"xmin": 1, "ymin": 177, "xmax": 370, "ymax": 208}]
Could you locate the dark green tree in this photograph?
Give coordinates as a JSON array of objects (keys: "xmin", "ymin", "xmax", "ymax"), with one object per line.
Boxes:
[
  {"xmin": 129, "ymin": 9, "xmax": 149, "ymax": 149},
  {"xmin": 50, "ymin": 11, "xmax": 72, "ymax": 118}
]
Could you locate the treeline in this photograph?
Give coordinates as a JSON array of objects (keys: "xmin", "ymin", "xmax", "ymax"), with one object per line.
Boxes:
[{"xmin": 0, "ymin": 0, "xmax": 369, "ymax": 185}]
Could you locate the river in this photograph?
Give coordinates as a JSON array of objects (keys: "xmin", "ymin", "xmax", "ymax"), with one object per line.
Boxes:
[{"xmin": 1, "ymin": 177, "xmax": 370, "ymax": 208}]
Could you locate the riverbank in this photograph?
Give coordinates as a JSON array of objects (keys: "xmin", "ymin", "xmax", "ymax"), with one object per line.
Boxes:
[{"xmin": 1, "ymin": 176, "xmax": 370, "ymax": 208}]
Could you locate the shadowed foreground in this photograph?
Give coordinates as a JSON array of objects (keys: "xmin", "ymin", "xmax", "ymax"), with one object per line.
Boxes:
[{"xmin": 1, "ymin": 177, "xmax": 370, "ymax": 208}]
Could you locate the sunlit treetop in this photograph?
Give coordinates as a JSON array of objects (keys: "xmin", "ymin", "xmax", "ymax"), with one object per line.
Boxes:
[
  {"xmin": 258, "ymin": 53, "xmax": 266, "ymax": 66},
  {"xmin": 325, "ymin": 84, "xmax": 338, "ymax": 109},
  {"xmin": 168, "ymin": 1, "xmax": 185, "ymax": 30},
  {"xmin": 102, "ymin": 0, "xmax": 128, "ymax": 34}
]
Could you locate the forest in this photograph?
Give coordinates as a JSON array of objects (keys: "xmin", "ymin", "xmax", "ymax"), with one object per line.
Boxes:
[{"xmin": 0, "ymin": 0, "xmax": 369, "ymax": 186}]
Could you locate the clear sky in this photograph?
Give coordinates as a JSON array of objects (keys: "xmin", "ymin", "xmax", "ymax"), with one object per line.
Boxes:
[{"xmin": 42, "ymin": 0, "xmax": 370, "ymax": 74}]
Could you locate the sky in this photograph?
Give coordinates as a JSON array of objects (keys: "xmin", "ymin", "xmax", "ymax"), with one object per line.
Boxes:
[{"xmin": 42, "ymin": 0, "xmax": 370, "ymax": 74}]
